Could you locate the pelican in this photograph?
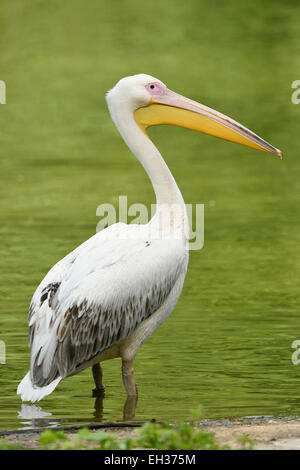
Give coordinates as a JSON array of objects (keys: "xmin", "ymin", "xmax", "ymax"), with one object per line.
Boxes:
[{"xmin": 17, "ymin": 74, "xmax": 282, "ymax": 403}]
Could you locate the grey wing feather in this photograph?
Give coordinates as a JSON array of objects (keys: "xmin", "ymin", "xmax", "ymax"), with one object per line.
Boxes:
[{"xmin": 28, "ymin": 235, "xmax": 186, "ymax": 387}]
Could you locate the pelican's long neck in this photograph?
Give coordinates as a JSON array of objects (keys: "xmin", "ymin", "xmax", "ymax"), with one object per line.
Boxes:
[{"xmin": 109, "ymin": 107, "xmax": 185, "ymax": 208}]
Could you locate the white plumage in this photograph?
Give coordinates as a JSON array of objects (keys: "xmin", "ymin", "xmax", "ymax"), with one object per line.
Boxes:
[
  {"xmin": 18, "ymin": 73, "xmax": 281, "ymax": 402},
  {"xmin": 18, "ymin": 213, "xmax": 188, "ymax": 402}
]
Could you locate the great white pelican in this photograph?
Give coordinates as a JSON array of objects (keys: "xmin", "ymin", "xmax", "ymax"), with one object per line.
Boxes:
[{"xmin": 17, "ymin": 74, "xmax": 282, "ymax": 402}]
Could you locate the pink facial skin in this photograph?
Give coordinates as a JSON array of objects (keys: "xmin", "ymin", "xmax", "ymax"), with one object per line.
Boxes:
[{"xmin": 145, "ymin": 82, "xmax": 167, "ymax": 96}]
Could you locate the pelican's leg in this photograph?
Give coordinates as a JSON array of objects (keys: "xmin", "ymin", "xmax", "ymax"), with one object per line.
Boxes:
[
  {"xmin": 122, "ymin": 360, "xmax": 138, "ymax": 397},
  {"xmin": 92, "ymin": 363, "xmax": 105, "ymax": 397}
]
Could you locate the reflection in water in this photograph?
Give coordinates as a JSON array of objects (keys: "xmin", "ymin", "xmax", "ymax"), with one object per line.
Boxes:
[
  {"xmin": 18, "ymin": 404, "xmax": 59, "ymax": 429},
  {"xmin": 92, "ymin": 381, "xmax": 138, "ymax": 421},
  {"xmin": 123, "ymin": 396, "xmax": 138, "ymax": 421},
  {"xmin": 92, "ymin": 384, "xmax": 106, "ymax": 420},
  {"xmin": 18, "ymin": 404, "xmax": 52, "ymax": 420},
  {"xmin": 93, "ymin": 396, "xmax": 104, "ymax": 420},
  {"xmin": 18, "ymin": 395, "xmax": 138, "ymax": 429},
  {"xmin": 92, "ymin": 395, "xmax": 137, "ymax": 421}
]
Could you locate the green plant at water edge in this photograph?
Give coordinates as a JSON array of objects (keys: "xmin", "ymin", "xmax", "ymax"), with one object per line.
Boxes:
[
  {"xmin": 38, "ymin": 429, "xmax": 68, "ymax": 448},
  {"xmin": 37, "ymin": 420, "xmax": 230, "ymax": 450},
  {"xmin": 134, "ymin": 421, "xmax": 229, "ymax": 450},
  {"xmin": 38, "ymin": 427, "xmax": 133, "ymax": 450}
]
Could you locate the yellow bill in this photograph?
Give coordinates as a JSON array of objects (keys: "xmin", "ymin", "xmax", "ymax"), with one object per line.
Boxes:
[{"xmin": 135, "ymin": 88, "xmax": 282, "ymax": 158}]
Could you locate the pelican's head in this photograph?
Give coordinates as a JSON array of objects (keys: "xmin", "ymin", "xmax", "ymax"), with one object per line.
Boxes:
[{"xmin": 106, "ymin": 74, "xmax": 282, "ymax": 158}]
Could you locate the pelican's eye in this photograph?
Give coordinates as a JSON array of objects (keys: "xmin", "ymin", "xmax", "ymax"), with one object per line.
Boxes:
[{"xmin": 146, "ymin": 82, "xmax": 166, "ymax": 96}]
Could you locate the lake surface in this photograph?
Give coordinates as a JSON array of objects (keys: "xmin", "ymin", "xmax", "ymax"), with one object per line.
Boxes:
[{"xmin": 1, "ymin": 0, "xmax": 300, "ymax": 430}]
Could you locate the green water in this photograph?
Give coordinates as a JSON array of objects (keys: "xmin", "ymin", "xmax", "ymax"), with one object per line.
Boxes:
[{"xmin": 1, "ymin": 0, "xmax": 300, "ymax": 430}]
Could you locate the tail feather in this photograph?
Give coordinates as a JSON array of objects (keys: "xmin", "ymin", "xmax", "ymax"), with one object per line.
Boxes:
[{"xmin": 17, "ymin": 372, "xmax": 61, "ymax": 403}]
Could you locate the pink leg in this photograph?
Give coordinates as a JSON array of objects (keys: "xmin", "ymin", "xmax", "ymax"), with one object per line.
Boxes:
[{"xmin": 121, "ymin": 360, "xmax": 138, "ymax": 397}]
